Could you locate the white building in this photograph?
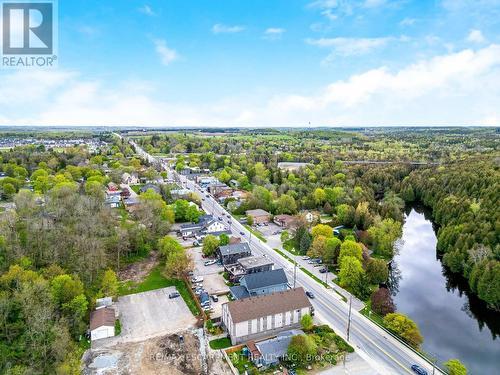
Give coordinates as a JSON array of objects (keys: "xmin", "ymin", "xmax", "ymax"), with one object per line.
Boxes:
[
  {"xmin": 90, "ymin": 307, "xmax": 116, "ymax": 341},
  {"xmin": 221, "ymin": 287, "xmax": 313, "ymax": 345}
]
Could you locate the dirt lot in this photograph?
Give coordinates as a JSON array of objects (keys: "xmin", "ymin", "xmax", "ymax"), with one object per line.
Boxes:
[
  {"xmin": 118, "ymin": 251, "xmax": 159, "ymax": 283},
  {"xmin": 83, "ymin": 329, "xmax": 231, "ymax": 375}
]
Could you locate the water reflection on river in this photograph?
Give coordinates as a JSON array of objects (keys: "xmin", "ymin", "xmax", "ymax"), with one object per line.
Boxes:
[{"xmin": 388, "ymin": 206, "xmax": 500, "ymax": 375}]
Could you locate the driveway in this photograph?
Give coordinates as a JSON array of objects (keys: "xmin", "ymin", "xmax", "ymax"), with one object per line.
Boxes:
[{"xmin": 95, "ymin": 287, "xmax": 197, "ymax": 347}]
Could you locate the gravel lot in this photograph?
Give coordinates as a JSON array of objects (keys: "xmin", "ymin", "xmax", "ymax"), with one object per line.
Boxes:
[{"xmin": 96, "ymin": 287, "xmax": 197, "ymax": 348}]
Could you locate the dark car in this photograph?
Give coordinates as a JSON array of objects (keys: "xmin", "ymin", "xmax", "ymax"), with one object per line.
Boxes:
[
  {"xmin": 411, "ymin": 365, "xmax": 428, "ymax": 375},
  {"xmin": 240, "ymin": 231, "xmax": 245, "ymax": 236},
  {"xmin": 168, "ymin": 292, "xmax": 180, "ymax": 299},
  {"xmin": 211, "ymin": 295, "xmax": 219, "ymax": 302},
  {"xmin": 319, "ymin": 268, "xmax": 328, "ymax": 273},
  {"xmin": 306, "ymin": 291, "xmax": 315, "ymax": 299}
]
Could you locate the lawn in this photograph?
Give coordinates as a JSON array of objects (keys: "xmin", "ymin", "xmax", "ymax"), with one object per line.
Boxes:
[
  {"xmin": 228, "ymin": 349, "xmax": 255, "ymax": 374},
  {"xmin": 244, "ymin": 225, "xmax": 267, "ymax": 243},
  {"xmin": 118, "ymin": 266, "xmax": 201, "ymax": 316},
  {"xmin": 283, "ymin": 239, "xmax": 300, "ymax": 255},
  {"xmin": 209, "ymin": 337, "xmax": 232, "ymax": 349}
]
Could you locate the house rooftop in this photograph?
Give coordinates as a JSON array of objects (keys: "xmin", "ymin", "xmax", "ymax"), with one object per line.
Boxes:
[
  {"xmin": 219, "ymin": 243, "xmax": 251, "ymax": 256},
  {"xmin": 90, "ymin": 307, "xmax": 115, "ymax": 330},
  {"xmin": 226, "ymin": 287, "xmax": 311, "ymax": 323},
  {"xmin": 255, "ymin": 329, "xmax": 304, "ymax": 363},
  {"xmin": 237, "ymin": 256, "xmax": 273, "ymax": 270},
  {"xmin": 229, "ymin": 285, "xmax": 250, "ymax": 300},
  {"xmin": 242, "ymin": 268, "xmax": 288, "ymax": 290}
]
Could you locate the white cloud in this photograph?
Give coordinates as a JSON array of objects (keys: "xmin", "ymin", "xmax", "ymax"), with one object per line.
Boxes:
[
  {"xmin": 399, "ymin": 17, "xmax": 416, "ymax": 26},
  {"xmin": 212, "ymin": 24, "xmax": 245, "ymax": 34},
  {"xmin": 467, "ymin": 29, "xmax": 486, "ymax": 44},
  {"xmin": 263, "ymin": 28, "xmax": 285, "ymax": 40},
  {"xmin": 139, "ymin": 5, "xmax": 155, "ymax": 16},
  {"xmin": 1, "ymin": 46, "xmax": 500, "ymax": 127},
  {"xmin": 153, "ymin": 39, "xmax": 178, "ymax": 66},
  {"xmin": 307, "ymin": 36, "xmax": 393, "ymax": 57}
]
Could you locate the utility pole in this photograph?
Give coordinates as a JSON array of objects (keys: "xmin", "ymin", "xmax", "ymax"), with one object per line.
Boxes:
[{"xmin": 346, "ymin": 295, "xmax": 352, "ymax": 342}]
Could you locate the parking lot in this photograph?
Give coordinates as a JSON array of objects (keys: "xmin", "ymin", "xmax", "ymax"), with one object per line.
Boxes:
[
  {"xmin": 253, "ymin": 221, "xmax": 283, "ymax": 236},
  {"xmin": 112, "ymin": 287, "xmax": 197, "ymax": 344},
  {"xmin": 188, "ymin": 246, "xmax": 230, "ymax": 317}
]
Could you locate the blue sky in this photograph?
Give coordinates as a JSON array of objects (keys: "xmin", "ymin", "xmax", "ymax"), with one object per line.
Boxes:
[{"xmin": 1, "ymin": 0, "xmax": 500, "ymax": 126}]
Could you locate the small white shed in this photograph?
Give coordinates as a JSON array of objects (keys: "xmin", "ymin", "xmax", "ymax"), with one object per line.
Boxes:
[{"xmin": 90, "ymin": 307, "xmax": 116, "ymax": 341}]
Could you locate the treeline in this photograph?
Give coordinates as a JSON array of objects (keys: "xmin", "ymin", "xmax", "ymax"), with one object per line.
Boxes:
[
  {"xmin": 0, "ymin": 143, "xmax": 175, "ymax": 373},
  {"xmin": 404, "ymin": 157, "xmax": 499, "ymax": 310}
]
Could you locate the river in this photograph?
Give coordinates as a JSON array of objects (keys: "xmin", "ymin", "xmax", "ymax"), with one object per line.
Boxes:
[{"xmin": 388, "ymin": 206, "xmax": 500, "ymax": 375}]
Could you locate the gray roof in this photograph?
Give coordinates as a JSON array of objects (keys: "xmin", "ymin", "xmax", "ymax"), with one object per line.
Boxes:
[
  {"xmin": 140, "ymin": 183, "xmax": 160, "ymax": 193},
  {"xmin": 180, "ymin": 223, "xmax": 203, "ymax": 230},
  {"xmin": 229, "ymin": 285, "xmax": 250, "ymax": 300},
  {"xmin": 242, "ymin": 269, "xmax": 288, "ymax": 290},
  {"xmin": 237, "ymin": 256, "xmax": 273, "ymax": 270},
  {"xmin": 219, "ymin": 243, "xmax": 251, "ymax": 257},
  {"xmin": 255, "ymin": 329, "xmax": 304, "ymax": 364}
]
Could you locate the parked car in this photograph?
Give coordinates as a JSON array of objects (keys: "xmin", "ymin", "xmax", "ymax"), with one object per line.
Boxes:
[
  {"xmin": 195, "ymin": 288, "xmax": 204, "ymax": 296},
  {"xmin": 204, "ymin": 259, "xmax": 217, "ymax": 266},
  {"xmin": 306, "ymin": 291, "xmax": 315, "ymax": 299},
  {"xmin": 302, "ymin": 256, "xmax": 310, "ymax": 260},
  {"xmin": 410, "ymin": 365, "xmax": 428, "ymax": 375},
  {"xmin": 211, "ymin": 295, "xmax": 218, "ymax": 302},
  {"xmin": 319, "ymin": 267, "xmax": 328, "ymax": 273},
  {"xmin": 191, "ymin": 276, "xmax": 204, "ymax": 283},
  {"xmin": 168, "ymin": 292, "xmax": 180, "ymax": 299},
  {"xmin": 202, "ymin": 198, "xmax": 205, "ymax": 201},
  {"xmin": 218, "ymin": 217, "xmax": 223, "ymax": 221}
]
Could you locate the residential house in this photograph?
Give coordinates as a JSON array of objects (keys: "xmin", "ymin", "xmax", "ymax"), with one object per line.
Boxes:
[
  {"xmin": 123, "ymin": 196, "xmax": 140, "ymax": 212},
  {"xmin": 140, "ymin": 183, "xmax": 161, "ymax": 194},
  {"xmin": 250, "ymin": 329, "xmax": 305, "ymax": 367},
  {"xmin": 104, "ymin": 195, "xmax": 121, "ymax": 208},
  {"xmin": 229, "ymin": 269, "xmax": 288, "ymax": 300},
  {"xmin": 221, "ymin": 287, "xmax": 313, "ymax": 345},
  {"xmin": 90, "ymin": 307, "xmax": 116, "ymax": 341},
  {"xmin": 246, "ymin": 209, "xmax": 271, "ymax": 224},
  {"xmin": 171, "ymin": 188, "xmax": 191, "ymax": 199},
  {"xmin": 121, "ymin": 172, "xmax": 139, "ymax": 185},
  {"xmin": 218, "ymin": 243, "xmax": 252, "ymax": 266},
  {"xmin": 273, "ymin": 214, "xmax": 297, "ymax": 229},
  {"xmin": 208, "ymin": 182, "xmax": 232, "ymax": 196},
  {"xmin": 179, "ymin": 214, "xmax": 227, "ymax": 238}
]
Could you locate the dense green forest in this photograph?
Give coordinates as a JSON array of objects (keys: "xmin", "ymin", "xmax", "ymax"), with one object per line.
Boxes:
[{"xmin": 0, "ymin": 136, "xmax": 176, "ymax": 373}]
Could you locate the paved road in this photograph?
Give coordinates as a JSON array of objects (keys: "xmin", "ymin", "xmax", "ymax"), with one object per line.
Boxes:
[{"xmin": 121, "ymin": 134, "xmax": 443, "ymax": 375}]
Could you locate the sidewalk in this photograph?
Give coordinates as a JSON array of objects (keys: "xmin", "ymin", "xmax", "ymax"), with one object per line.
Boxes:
[{"xmin": 316, "ymin": 353, "xmax": 380, "ymax": 375}]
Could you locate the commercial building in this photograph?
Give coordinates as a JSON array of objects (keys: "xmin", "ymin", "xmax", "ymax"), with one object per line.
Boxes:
[{"xmin": 221, "ymin": 287, "xmax": 312, "ymax": 344}]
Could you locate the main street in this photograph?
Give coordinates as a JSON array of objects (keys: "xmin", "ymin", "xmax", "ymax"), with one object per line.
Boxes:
[{"xmin": 123, "ymin": 135, "xmax": 443, "ymax": 375}]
